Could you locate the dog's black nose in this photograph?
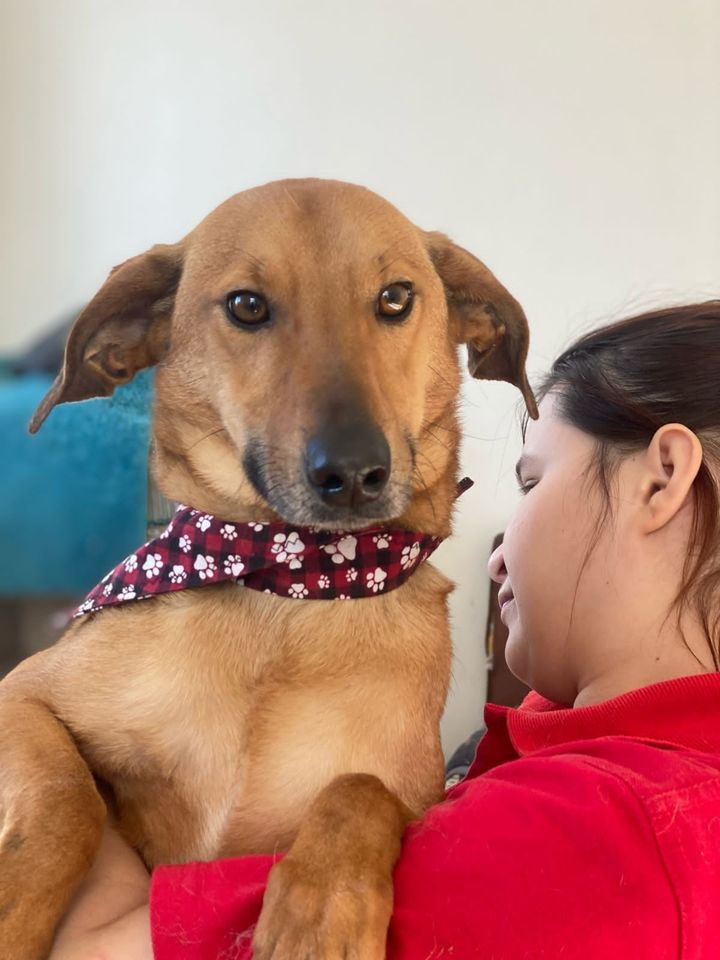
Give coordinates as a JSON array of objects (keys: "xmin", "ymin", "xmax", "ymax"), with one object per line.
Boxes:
[{"xmin": 305, "ymin": 419, "xmax": 391, "ymax": 509}]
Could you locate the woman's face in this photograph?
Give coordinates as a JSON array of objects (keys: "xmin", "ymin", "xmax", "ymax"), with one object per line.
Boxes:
[
  {"xmin": 489, "ymin": 390, "xmax": 711, "ymax": 707},
  {"xmin": 488, "ymin": 393, "xmax": 604, "ymax": 703}
]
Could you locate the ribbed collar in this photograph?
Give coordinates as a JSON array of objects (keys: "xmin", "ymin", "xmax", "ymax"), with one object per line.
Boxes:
[{"xmin": 469, "ymin": 673, "xmax": 720, "ymax": 777}]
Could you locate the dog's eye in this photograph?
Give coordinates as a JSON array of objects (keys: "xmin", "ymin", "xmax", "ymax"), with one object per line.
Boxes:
[
  {"xmin": 377, "ymin": 282, "xmax": 414, "ymax": 321},
  {"xmin": 226, "ymin": 291, "xmax": 270, "ymax": 328}
]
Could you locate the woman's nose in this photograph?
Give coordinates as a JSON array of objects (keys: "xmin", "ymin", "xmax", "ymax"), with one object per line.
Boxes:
[{"xmin": 487, "ymin": 542, "xmax": 507, "ymax": 585}]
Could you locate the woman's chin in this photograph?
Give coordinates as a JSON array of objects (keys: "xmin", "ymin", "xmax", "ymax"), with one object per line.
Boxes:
[{"xmin": 504, "ymin": 630, "xmax": 529, "ymax": 688}]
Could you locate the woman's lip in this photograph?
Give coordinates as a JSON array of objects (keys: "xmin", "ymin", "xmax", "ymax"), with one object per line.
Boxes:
[
  {"xmin": 498, "ymin": 590, "xmax": 514, "ymax": 609},
  {"xmin": 500, "ymin": 597, "xmax": 515, "ymax": 622}
]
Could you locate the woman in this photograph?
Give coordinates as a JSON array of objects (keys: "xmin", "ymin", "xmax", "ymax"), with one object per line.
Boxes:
[{"xmin": 51, "ymin": 301, "xmax": 720, "ymax": 959}]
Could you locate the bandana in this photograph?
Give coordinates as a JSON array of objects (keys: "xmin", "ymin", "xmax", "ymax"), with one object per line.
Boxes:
[{"xmin": 75, "ymin": 478, "xmax": 474, "ymax": 617}]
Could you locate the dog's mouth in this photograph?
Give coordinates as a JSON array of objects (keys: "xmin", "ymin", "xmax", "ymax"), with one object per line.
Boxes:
[
  {"xmin": 251, "ymin": 474, "xmax": 413, "ymax": 532},
  {"xmin": 289, "ymin": 487, "xmax": 412, "ymax": 531},
  {"xmin": 242, "ymin": 439, "xmax": 414, "ymax": 531}
]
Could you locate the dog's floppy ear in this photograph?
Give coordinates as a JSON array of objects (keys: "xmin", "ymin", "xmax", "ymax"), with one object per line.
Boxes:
[
  {"xmin": 29, "ymin": 242, "xmax": 184, "ymax": 433},
  {"xmin": 425, "ymin": 231, "xmax": 538, "ymax": 419}
]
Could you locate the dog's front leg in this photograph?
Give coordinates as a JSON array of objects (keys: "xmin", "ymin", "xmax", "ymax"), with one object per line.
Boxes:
[
  {"xmin": 0, "ymin": 696, "xmax": 106, "ymax": 960},
  {"xmin": 252, "ymin": 773, "xmax": 415, "ymax": 960}
]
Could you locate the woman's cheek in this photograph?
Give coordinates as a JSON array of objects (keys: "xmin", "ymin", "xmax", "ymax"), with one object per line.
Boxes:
[{"xmin": 504, "ymin": 490, "xmax": 546, "ymax": 586}]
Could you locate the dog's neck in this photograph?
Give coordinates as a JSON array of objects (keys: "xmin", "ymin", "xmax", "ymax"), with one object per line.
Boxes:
[{"xmin": 150, "ymin": 407, "xmax": 461, "ymax": 539}]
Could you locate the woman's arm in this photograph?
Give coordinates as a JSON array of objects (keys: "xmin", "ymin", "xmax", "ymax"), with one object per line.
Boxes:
[
  {"xmin": 49, "ymin": 823, "xmax": 152, "ymax": 960},
  {"xmin": 151, "ymin": 752, "xmax": 680, "ymax": 960},
  {"xmin": 49, "ymin": 751, "xmax": 682, "ymax": 960}
]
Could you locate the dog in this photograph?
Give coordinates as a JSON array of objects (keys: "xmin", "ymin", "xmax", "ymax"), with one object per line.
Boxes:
[{"xmin": 0, "ymin": 178, "xmax": 536, "ymax": 959}]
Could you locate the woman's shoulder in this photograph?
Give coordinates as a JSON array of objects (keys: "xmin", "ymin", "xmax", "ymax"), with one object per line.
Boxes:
[
  {"xmin": 555, "ymin": 733, "xmax": 720, "ymax": 793},
  {"xmin": 463, "ymin": 732, "xmax": 720, "ymax": 802},
  {"xmin": 445, "ymin": 733, "xmax": 720, "ymax": 878},
  {"xmin": 397, "ymin": 743, "xmax": 696, "ymax": 958},
  {"xmin": 420, "ymin": 739, "xmax": 720, "ymax": 951},
  {"xmin": 476, "ymin": 731, "xmax": 720, "ymax": 816}
]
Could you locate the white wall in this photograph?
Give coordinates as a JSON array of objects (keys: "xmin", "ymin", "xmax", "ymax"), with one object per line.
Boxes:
[{"xmin": 2, "ymin": 0, "xmax": 718, "ymax": 753}]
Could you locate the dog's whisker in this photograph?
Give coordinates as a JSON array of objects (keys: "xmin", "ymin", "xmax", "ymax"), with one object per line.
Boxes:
[
  {"xmin": 428, "ymin": 364, "xmax": 457, "ymax": 390},
  {"xmin": 375, "ymin": 231, "xmax": 421, "ymax": 277},
  {"xmin": 412, "ymin": 462, "xmax": 438, "ymax": 524},
  {"xmin": 186, "ymin": 426, "xmax": 228, "ymax": 453},
  {"xmin": 423, "ymin": 428, "xmax": 453, "ymax": 454}
]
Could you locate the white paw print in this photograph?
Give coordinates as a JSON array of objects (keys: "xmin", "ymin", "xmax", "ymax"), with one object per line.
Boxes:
[
  {"xmin": 323, "ymin": 536, "xmax": 358, "ymax": 565},
  {"xmin": 317, "ymin": 574, "xmax": 330, "ymax": 589},
  {"xmin": 224, "ymin": 555, "xmax": 245, "ymax": 577},
  {"xmin": 179, "ymin": 535, "xmax": 192, "ymax": 553},
  {"xmin": 346, "ymin": 567, "xmax": 358, "ymax": 583},
  {"xmin": 159, "ymin": 522, "xmax": 173, "ymax": 539},
  {"xmin": 249, "ymin": 522, "xmax": 267, "ymax": 532},
  {"xmin": 101, "ymin": 570, "xmax": 113, "ymax": 584},
  {"xmin": 373, "ymin": 534, "xmax": 392, "ymax": 549},
  {"xmin": 400, "ymin": 542, "xmax": 421, "ymax": 569},
  {"xmin": 124, "ymin": 554, "xmax": 138, "ymax": 573},
  {"xmin": 366, "ymin": 567, "xmax": 387, "ymax": 593},
  {"xmin": 118, "ymin": 585, "xmax": 136, "ymax": 601},
  {"xmin": 288, "ymin": 583, "xmax": 309, "ymax": 599},
  {"xmin": 196, "ymin": 514, "xmax": 212, "ymax": 532},
  {"xmin": 77, "ymin": 599, "xmax": 95, "ymax": 614},
  {"xmin": 102, "ymin": 582, "xmax": 113, "ymax": 597},
  {"xmin": 337, "ymin": 593, "xmax": 351, "ymax": 601},
  {"xmin": 194, "ymin": 555, "xmax": 216, "ymax": 580},
  {"xmin": 169, "ymin": 564, "xmax": 187, "ymax": 584},
  {"xmin": 220, "ymin": 524, "xmax": 237, "ymax": 539},
  {"xmin": 271, "ymin": 532, "xmax": 305, "ymax": 569},
  {"xmin": 142, "ymin": 553, "xmax": 164, "ymax": 578}
]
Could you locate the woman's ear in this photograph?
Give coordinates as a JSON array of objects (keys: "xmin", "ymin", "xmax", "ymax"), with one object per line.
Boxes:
[
  {"xmin": 424, "ymin": 230, "xmax": 538, "ymax": 419},
  {"xmin": 640, "ymin": 424, "xmax": 704, "ymax": 533},
  {"xmin": 28, "ymin": 242, "xmax": 184, "ymax": 433}
]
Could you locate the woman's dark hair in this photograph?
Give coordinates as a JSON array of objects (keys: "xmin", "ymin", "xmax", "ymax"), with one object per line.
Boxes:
[{"xmin": 531, "ymin": 301, "xmax": 720, "ymax": 668}]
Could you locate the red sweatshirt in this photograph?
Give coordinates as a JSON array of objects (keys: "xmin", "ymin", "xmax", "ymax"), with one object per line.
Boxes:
[{"xmin": 150, "ymin": 673, "xmax": 720, "ymax": 958}]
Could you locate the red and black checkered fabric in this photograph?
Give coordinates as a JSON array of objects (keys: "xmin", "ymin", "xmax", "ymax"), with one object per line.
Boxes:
[{"xmin": 74, "ymin": 480, "xmax": 473, "ymax": 617}]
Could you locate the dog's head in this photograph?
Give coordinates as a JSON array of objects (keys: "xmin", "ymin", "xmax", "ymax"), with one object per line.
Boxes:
[{"xmin": 30, "ymin": 178, "xmax": 537, "ymax": 529}]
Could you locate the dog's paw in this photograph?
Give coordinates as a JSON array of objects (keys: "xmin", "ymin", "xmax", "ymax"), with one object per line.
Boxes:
[{"xmin": 252, "ymin": 855, "xmax": 391, "ymax": 960}]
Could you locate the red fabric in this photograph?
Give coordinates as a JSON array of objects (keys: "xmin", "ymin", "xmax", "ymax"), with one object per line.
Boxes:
[
  {"xmin": 75, "ymin": 479, "xmax": 473, "ymax": 616},
  {"xmin": 75, "ymin": 508, "xmax": 442, "ymax": 616},
  {"xmin": 150, "ymin": 673, "xmax": 720, "ymax": 959}
]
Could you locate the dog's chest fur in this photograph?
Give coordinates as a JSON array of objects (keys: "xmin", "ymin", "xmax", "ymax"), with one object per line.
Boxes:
[{"xmin": 47, "ymin": 564, "xmax": 453, "ymax": 867}]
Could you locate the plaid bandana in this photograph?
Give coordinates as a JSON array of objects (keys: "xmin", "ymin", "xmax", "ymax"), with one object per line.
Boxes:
[{"xmin": 75, "ymin": 478, "xmax": 474, "ymax": 617}]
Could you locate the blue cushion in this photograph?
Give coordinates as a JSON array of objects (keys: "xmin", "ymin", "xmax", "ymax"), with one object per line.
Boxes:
[{"xmin": 0, "ymin": 370, "xmax": 154, "ymax": 595}]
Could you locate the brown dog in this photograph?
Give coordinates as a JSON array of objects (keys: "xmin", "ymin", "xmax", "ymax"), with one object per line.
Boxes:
[{"xmin": 0, "ymin": 178, "xmax": 536, "ymax": 959}]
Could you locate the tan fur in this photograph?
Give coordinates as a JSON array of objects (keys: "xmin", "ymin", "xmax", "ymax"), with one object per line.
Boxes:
[{"xmin": 3, "ymin": 178, "xmax": 535, "ymax": 958}]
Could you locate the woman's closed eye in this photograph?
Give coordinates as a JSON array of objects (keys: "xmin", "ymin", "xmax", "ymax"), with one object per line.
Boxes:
[
  {"xmin": 514, "ymin": 454, "xmax": 540, "ymax": 496},
  {"xmin": 516, "ymin": 477, "xmax": 538, "ymax": 496}
]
